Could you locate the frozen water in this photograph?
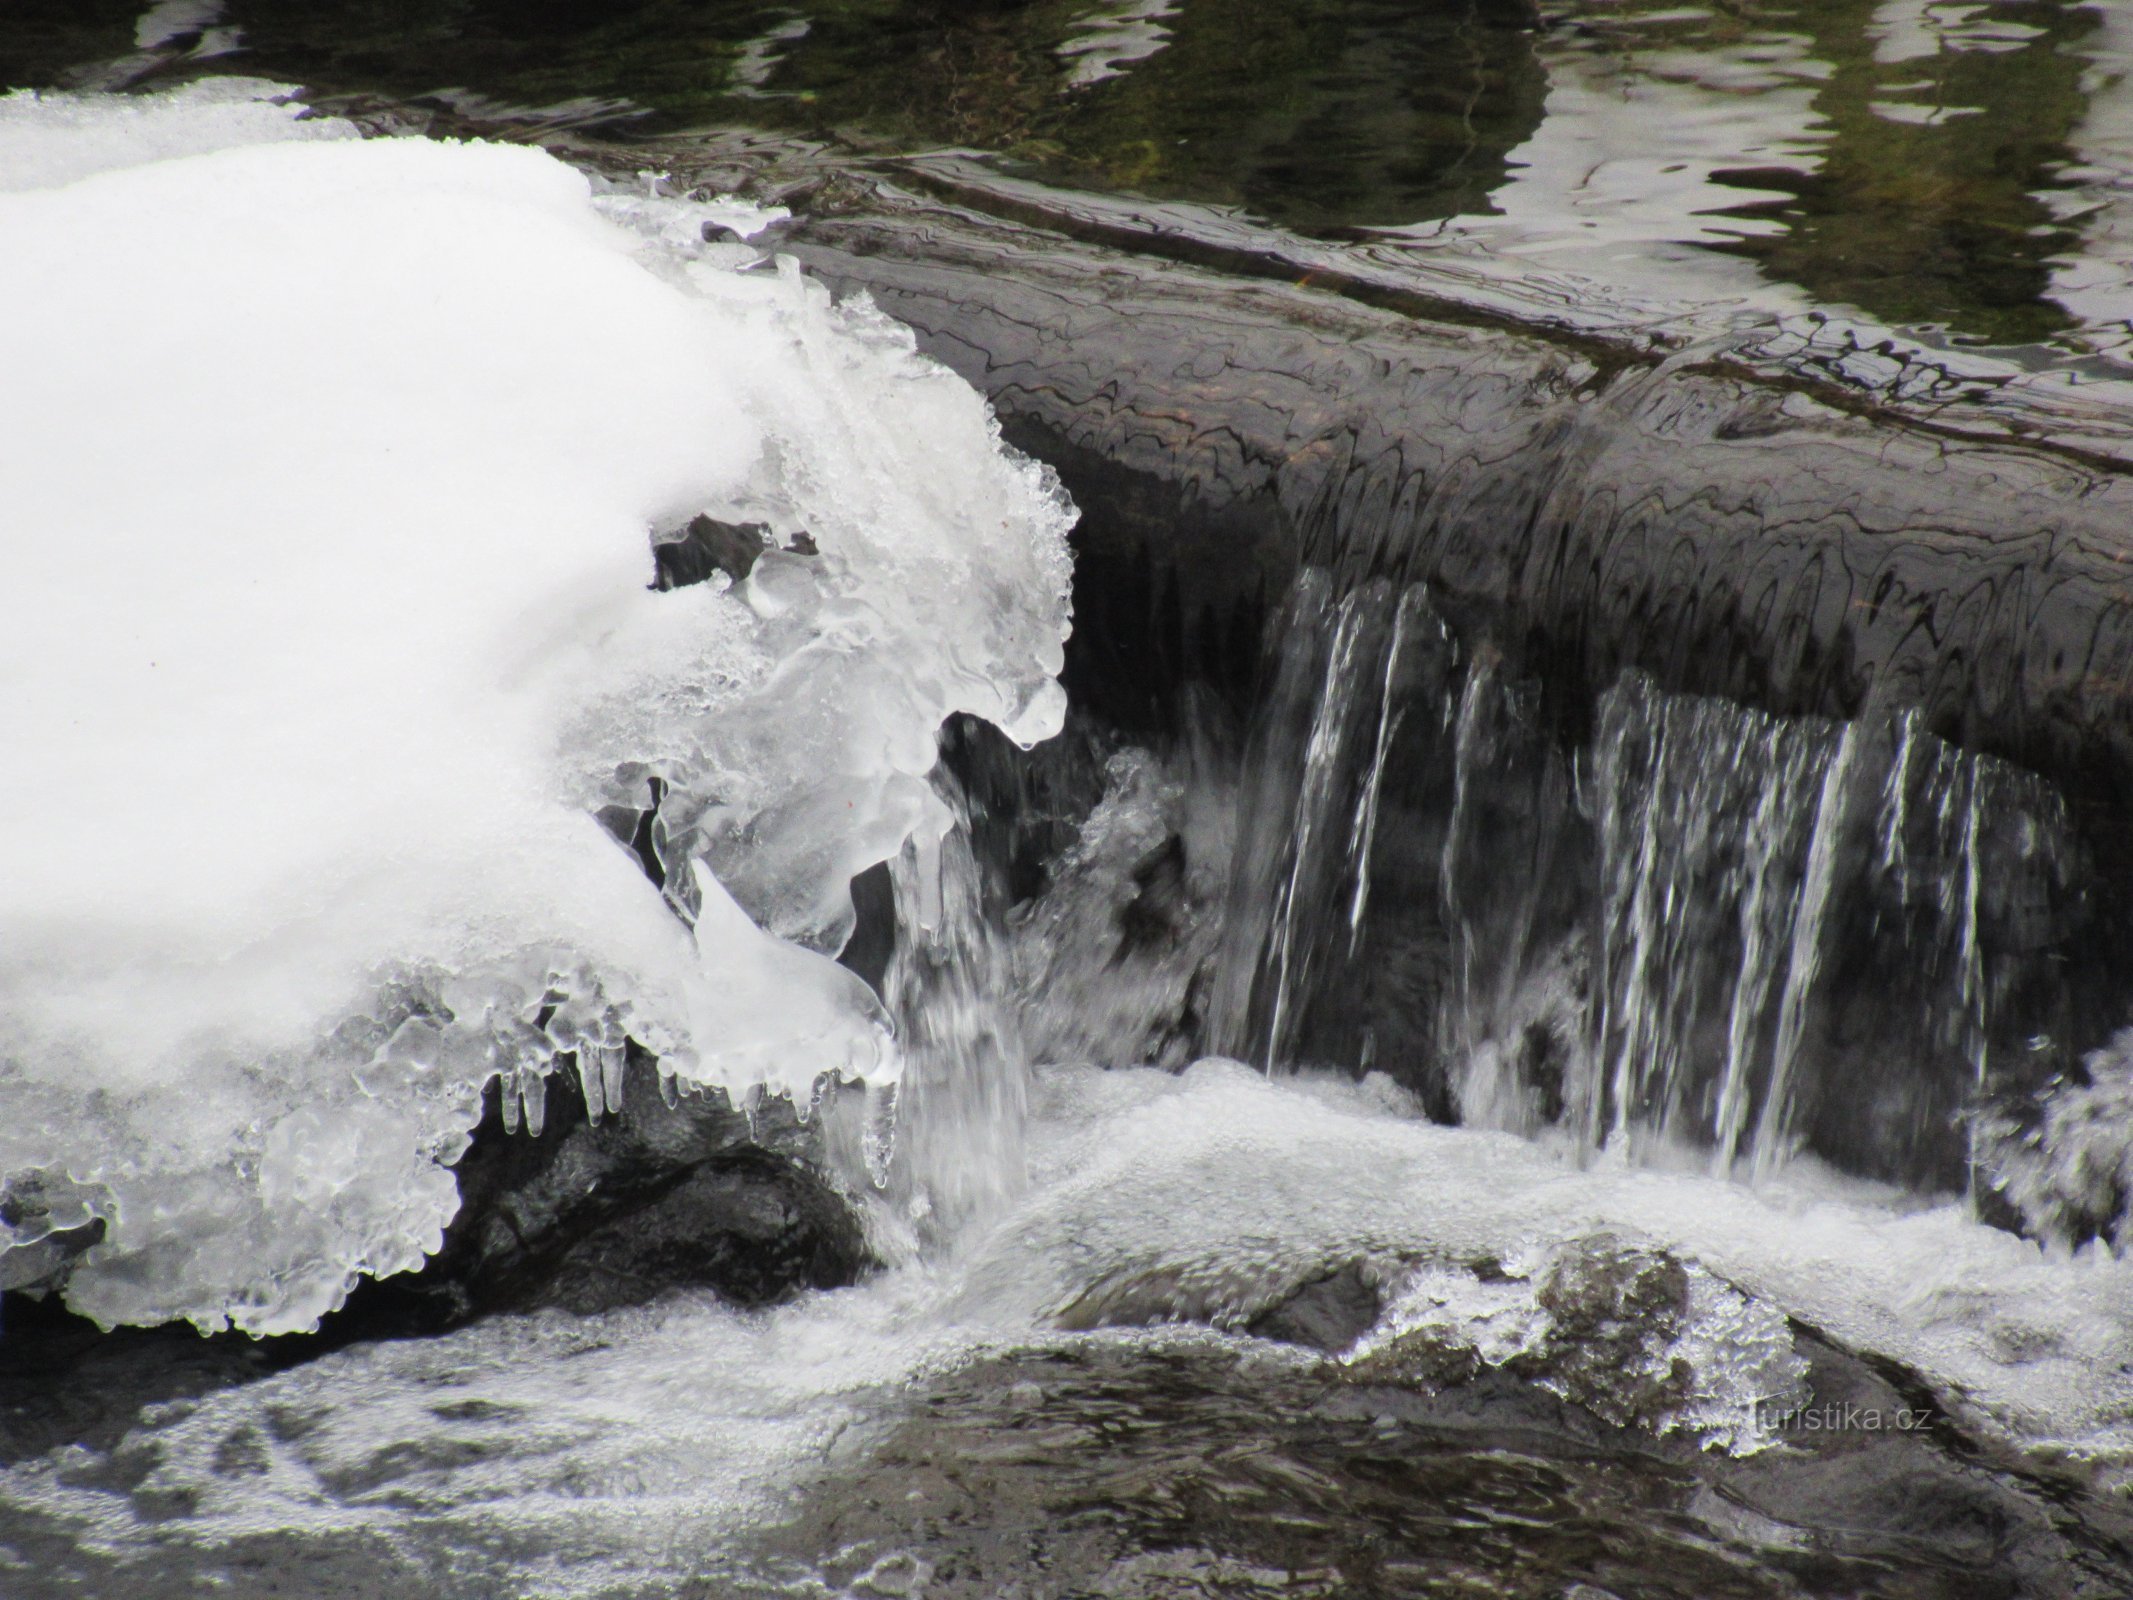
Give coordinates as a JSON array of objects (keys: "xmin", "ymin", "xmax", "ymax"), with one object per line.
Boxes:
[
  {"xmin": 5, "ymin": 1059, "xmax": 2130, "ymax": 1592},
  {"xmin": 0, "ymin": 85, "xmax": 1072, "ymax": 1333}
]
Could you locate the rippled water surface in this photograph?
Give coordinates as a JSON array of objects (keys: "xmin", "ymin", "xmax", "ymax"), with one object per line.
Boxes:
[{"xmin": 8, "ymin": 0, "xmax": 2133, "ymax": 361}]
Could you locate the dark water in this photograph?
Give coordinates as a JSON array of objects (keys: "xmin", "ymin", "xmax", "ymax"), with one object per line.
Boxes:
[
  {"xmin": 6, "ymin": 1316, "xmax": 2130, "ymax": 1599},
  {"xmin": 7, "ymin": 0, "xmax": 2133, "ymax": 359}
]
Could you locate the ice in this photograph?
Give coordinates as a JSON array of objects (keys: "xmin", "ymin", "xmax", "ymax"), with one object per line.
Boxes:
[
  {"xmin": 7, "ymin": 1059, "xmax": 2130, "ymax": 1591},
  {"xmin": 1349, "ymin": 1240, "xmax": 1810, "ymax": 1454},
  {"xmin": 0, "ymin": 86, "xmax": 1072, "ymax": 1333}
]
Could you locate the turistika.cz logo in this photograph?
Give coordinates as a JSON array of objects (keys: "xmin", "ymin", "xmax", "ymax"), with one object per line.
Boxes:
[{"xmin": 1751, "ymin": 1398, "xmax": 1936, "ymax": 1433}]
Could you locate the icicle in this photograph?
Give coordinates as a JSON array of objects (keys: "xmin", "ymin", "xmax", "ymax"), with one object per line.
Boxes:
[
  {"xmin": 576, "ymin": 1052, "xmax": 605, "ymax": 1124},
  {"xmin": 910, "ymin": 824, "xmax": 944, "ymax": 938},
  {"xmin": 860, "ymin": 1080, "xmax": 900, "ymax": 1190},
  {"xmin": 521, "ymin": 1069, "xmax": 548, "ymax": 1138}
]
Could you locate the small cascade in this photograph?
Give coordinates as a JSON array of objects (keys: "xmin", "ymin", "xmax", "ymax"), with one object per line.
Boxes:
[
  {"xmin": 1029, "ymin": 567, "xmax": 2091, "ymax": 1199},
  {"xmin": 1204, "ymin": 575, "xmax": 1459, "ymax": 1074},
  {"xmin": 1581, "ymin": 678, "xmax": 1851, "ymax": 1169},
  {"xmin": 1557, "ymin": 680, "xmax": 2067, "ymax": 1189},
  {"xmin": 832, "ymin": 778, "xmax": 1031, "ymax": 1256}
]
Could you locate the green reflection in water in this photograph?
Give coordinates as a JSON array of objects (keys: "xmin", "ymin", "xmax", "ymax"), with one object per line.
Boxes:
[
  {"xmin": 0, "ymin": 0, "xmax": 2121, "ymax": 350},
  {"xmin": 1607, "ymin": 0, "xmax": 2101, "ymax": 347}
]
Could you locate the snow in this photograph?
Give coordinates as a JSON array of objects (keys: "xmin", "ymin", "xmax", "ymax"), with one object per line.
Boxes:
[
  {"xmin": 0, "ymin": 79, "xmax": 341, "ymax": 192},
  {"xmin": 0, "ymin": 85, "xmax": 1072, "ymax": 1333}
]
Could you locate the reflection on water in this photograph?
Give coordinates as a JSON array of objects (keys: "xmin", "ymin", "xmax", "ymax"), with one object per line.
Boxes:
[
  {"xmin": 1377, "ymin": 0, "xmax": 2128, "ymax": 357},
  {"xmin": 11, "ymin": 2, "xmax": 2133, "ymax": 358},
  {"xmin": 1381, "ymin": 2, "xmax": 1834, "ymax": 319},
  {"xmin": 1058, "ymin": 0, "xmax": 1181, "ymax": 89},
  {"xmin": 2050, "ymin": 4, "xmax": 2133, "ymax": 360}
]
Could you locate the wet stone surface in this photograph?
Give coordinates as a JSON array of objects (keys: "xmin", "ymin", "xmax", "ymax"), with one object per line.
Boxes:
[
  {"xmin": 728, "ymin": 1334, "xmax": 2133, "ymax": 1600},
  {"xmin": 0, "ymin": 1055, "xmax": 868, "ymax": 1473}
]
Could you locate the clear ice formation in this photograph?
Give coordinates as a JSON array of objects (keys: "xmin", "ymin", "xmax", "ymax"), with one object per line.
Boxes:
[{"xmin": 0, "ymin": 84, "xmax": 1073, "ymax": 1334}]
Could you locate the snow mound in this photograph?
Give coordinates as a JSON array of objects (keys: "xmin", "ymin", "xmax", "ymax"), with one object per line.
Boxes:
[
  {"xmin": 0, "ymin": 86, "xmax": 1072, "ymax": 1333},
  {"xmin": 0, "ymin": 78, "xmax": 349, "ymax": 192}
]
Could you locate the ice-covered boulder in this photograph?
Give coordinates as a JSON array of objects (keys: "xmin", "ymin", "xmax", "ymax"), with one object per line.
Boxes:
[{"xmin": 0, "ymin": 84, "xmax": 1072, "ymax": 1334}]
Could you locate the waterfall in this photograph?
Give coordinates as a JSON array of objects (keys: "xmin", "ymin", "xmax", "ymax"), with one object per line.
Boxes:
[
  {"xmin": 830, "ymin": 778, "xmax": 1031, "ymax": 1257},
  {"xmin": 1133, "ymin": 568, "xmax": 2084, "ymax": 1195}
]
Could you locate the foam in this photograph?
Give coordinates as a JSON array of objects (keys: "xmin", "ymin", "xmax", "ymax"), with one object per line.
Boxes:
[{"xmin": 7, "ymin": 1060, "xmax": 2128, "ymax": 1593}]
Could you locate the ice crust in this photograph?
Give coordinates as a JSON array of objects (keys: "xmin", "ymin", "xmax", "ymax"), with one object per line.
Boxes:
[{"xmin": 0, "ymin": 86, "xmax": 1072, "ymax": 1333}]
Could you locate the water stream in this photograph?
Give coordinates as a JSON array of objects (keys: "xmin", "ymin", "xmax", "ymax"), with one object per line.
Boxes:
[{"xmin": 6, "ymin": 34, "xmax": 2133, "ymax": 1600}]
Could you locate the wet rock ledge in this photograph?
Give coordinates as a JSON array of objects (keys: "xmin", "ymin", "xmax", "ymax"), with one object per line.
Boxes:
[{"xmin": 564, "ymin": 129, "xmax": 2133, "ymax": 838}]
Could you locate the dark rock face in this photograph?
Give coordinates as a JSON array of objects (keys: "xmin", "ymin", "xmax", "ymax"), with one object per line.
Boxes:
[
  {"xmin": 1245, "ymin": 1262, "xmax": 1385, "ymax": 1354},
  {"xmin": 492, "ymin": 1147, "xmax": 868, "ymax": 1317},
  {"xmin": 350, "ymin": 1054, "xmax": 870, "ymax": 1333}
]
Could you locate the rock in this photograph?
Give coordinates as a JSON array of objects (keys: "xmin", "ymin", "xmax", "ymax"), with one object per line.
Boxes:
[
  {"xmin": 348, "ymin": 1053, "xmax": 870, "ymax": 1332},
  {"xmin": 1244, "ymin": 1262, "xmax": 1384, "ymax": 1354},
  {"xmin": 558, "ymin": 134, "xmax": 2133, "ymax": 847},
  {"xmin": 1523, "ymin": 1233, "xmax": 1694, "ymax": 1429}
]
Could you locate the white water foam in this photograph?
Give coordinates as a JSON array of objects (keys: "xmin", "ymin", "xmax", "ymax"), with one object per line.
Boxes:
[
  {"xmin": 0, "ymin": 85, "xmax": 1072, "ymax": 1333},
  {"xmin": 5, "ymin": 1060, "xmax": 2130, "ymax": 1593}
]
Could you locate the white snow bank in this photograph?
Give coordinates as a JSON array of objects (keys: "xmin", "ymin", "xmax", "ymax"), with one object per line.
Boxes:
[
  {"xmin": 0, "ymin": 86, "xmax": 1073, "ymax": 1333},
  {"xmin": 0, "ymin": 78, "xmax": 346, "ymax": 192}
]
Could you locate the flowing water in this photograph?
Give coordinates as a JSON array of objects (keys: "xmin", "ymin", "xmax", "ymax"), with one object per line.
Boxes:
[
  {"xmin": 9, "ymin": 11, "xmax": 2133, "ymax": 1597},
  {"xmin": 11, "ymin": 0, "xmax": 2133, "ymax": 364}
]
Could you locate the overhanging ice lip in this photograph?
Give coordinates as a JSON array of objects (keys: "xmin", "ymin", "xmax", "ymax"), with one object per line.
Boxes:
[{"xmin": 0, "ymin": 82, "xmax": 1074, "ymax": 1335}]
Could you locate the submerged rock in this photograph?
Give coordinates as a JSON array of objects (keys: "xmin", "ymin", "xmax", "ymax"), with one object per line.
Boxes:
[{"xmin": 733, "ymin": 1335, "xmax": 2133, "ymax": 1600}]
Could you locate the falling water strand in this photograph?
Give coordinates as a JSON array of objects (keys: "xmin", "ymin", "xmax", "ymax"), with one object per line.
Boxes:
[
  {"xmin": 1262, "ymin": 591, "xmax": 1374, "ymax": 1073},
  {"xmin": 1586, "ymin": 679, "xmax": 1844, "ymax": 1158},
  {"xmin": 1345, "ymin": 587, "xmax": 1430, "ymax": 953},
  {"xmin": 1878, "ymin": 710, "xmax": 1921, "ymax": 898},
  {"xmin": 1438, "ymin": 658, "xmax": 1496, "ymax": 1065},
  {"xmin": 1592, "ymin": 687, "xmax": 1696, "ymax": 1149},
  {"xmin": 1955, "ymin": 765, "xmax": 1989, "ymax": 1208},
  {"xmin": 874, "ymin": 789, "xmax": 1030, "ymax": 1245},
  {"xmin": 1708, "ymin": 733, "xmax": 1825, "ymax": 1174},
  {"xmin": 1749, "ymin": 720, "xmax": 1862, "ymax": 1181},
  {"xmin": 1203, "ymin": 571, "xmax": 1333, "ymax": 1061}
]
